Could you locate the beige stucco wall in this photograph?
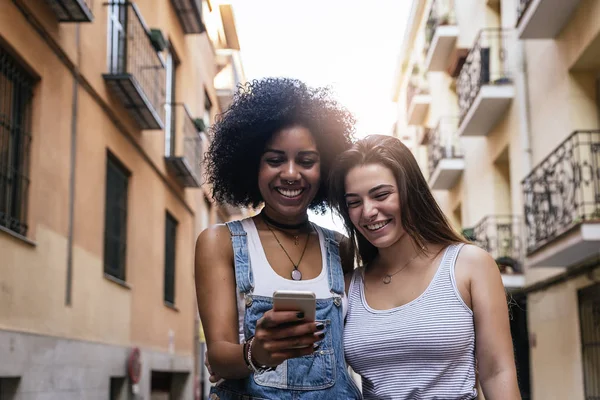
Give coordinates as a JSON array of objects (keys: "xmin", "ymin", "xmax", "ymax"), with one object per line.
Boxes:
[
  {"xmin": 521, "ymin": 3, "xmax": 600, "ymax": 397},
  {"xmin": 528, "ymin": 272, "xmax": 599, "ymax": 400},
  {"xmin": 400, "ymin": 0, "xmax": 518, "ymax": 229},
  {"xmin": 525, "ymin": 0, "xmax": 600, "ymax": 167},
  {"xmin": 395, "ymin": 0, "xmax": 600, "ymax": 399},
  {"xmin": 0, "ymin": 0, "xmax": 220, "ymax": 360}
]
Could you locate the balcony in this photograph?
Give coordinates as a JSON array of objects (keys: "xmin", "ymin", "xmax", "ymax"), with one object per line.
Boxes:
[
  {"xmin": 215, "ymin": 51, "xmax": 243, "ymax": 112},
  {"xmin": 517, "ymin": 0, "xmax": 582, "ymax": 39},
  {"xmin": 165, "ymin": 104, "xmax": 202, "ymax": 188},
  {"xmin": 416, "ymin": 126, "xmax": 432, "ymax": 146},
  {"xmin": 103, "ymin": 2, "xmax": 166, "ymax": 130},
  {"xmin": 522, "ymin": 130, "xmax": 600, "ymax": 267},
  {"xmin": 171, "ymin": 0, "xmax": 205, "ymax": 34},
  {"xmin": 45, "ymin": 0, "xmax": 93, "ymax": 22},
  {"xmin": 456, "ymin": 29, "xmax": 515, "ymax": 137},
  {"xmin": 470, "ymin": 215, "xmax": 525, "ymax": 288},
  {"xmin": 424, "ymin": 0, "xmax": 458, "ymax": 73},
  {"xmin": 406, "ymin": 78, "xmax": 431, "ymax": 126},
  {"xmin": 428, "ymin": 117, "xmax": 464, "ymax": 190}
]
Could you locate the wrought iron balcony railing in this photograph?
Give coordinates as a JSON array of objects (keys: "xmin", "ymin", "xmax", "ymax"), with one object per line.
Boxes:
[
  {"xmin": 165, "ymin": 104, "xmax": 202, "ymax": 188},
  {"xmin": 516, "ymin": 0, "xmax": 533, "ymax": 26},
  {"xmin": 45, "ymin": 0, "xmax": 94, "ymax": 22},
  {"xmin": 522, "ymin": 130, "xmax": 600, "ymax": 254},
  {"xmin": 457, "ymin": 28, "xmax": 513, "ymax": 125},
  {"xmin": 471, "ymin": 215, "xmax": 524, "ymax": 274},
  {"xmin": 171, "ymin": 0, "xmax": 205, "ymax": 34},
  {"xmin": 428, "ymin": 116, "xmax": 462, "ymax": 174},
  {"xmin": 424, "ymin": 0, "xmax": 457, "ymax": 54},
  {"xmin": 103, "ymin": 2, "xmax": 165, "ymax": 130}
]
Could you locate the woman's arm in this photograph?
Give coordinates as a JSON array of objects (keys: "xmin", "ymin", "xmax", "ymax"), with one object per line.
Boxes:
[
  {"xmin": 195, "ymin": 225, "xmax": 324, "ymax": 379},
  {"xmin": 195, "ymin": 225, "xmax": 250, "ymax": 379},
  {"xmin": 456, "ymin": 245, "xmax": 521, "ymax": 400}
]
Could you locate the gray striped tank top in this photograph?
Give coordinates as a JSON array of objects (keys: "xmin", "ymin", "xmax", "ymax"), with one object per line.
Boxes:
[{"xmin": 344, "ymin": 244, "xmax": 477, "ymax": 400}]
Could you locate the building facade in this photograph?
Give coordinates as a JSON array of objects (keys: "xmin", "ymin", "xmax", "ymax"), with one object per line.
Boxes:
[
  {"xmin": 0, "ymin": 0, "xmax": 244, "ymax": 399},
  {"xmin": 393, "ymin": 1, "xmax": 600, "ymax": 399}
]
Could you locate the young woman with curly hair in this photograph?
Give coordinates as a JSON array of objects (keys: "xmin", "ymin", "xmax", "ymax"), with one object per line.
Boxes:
[
  {"xmin": 329, "ymin": 135, "xmax": 521, "ymax": 400},
  {"xmin": 195, "ymin": 78, "xmax": 362, "ymax": 399}
]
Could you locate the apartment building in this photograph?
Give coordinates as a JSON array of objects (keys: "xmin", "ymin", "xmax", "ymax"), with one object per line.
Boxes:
[
  {"xmin": 393, "ymin": 0, "xmax": 600, "ymax": 399},
  {"xmin": 0, "ymin": 0, "xmax": 244, "ymax": 398}
]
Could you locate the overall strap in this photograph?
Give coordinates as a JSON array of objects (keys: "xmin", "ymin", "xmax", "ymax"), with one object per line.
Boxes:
[
  {"xmin": 317, "ymin": 225, "xmax": 345, "ymax": 296},
  {"xmin": 226, "ymin": 220, "xmax": 254, "ymax": 294}
]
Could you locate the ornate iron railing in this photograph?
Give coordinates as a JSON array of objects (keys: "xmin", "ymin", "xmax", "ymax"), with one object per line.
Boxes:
[
  {"xmin": 424, "ymin": 0, "xmax": 457, "ymax": 54},
  {"xmin": 457, "ymin": 28, "xmax": 513, "ymax": 125},
  {"xmin": 472, "ymin": 215, "xmax": 524, "ymax": 274},
  {"xmin": 427, "ymin": 116, "xmax": 462, "ymax": 175},
  {"xmin": 522, "ymin": 130, "xmax": 600, "ymax": 254},
  {"xmin": 516, "ymin": 0, "xmax": 534, "ymax": 26},
  {"xmin": 105, "ymin": 2, "xmax": 165, "ymax": 128}
]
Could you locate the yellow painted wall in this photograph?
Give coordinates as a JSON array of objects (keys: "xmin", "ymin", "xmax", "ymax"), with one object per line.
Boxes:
[{"xmin": 0, "ymin": 0, "xmax": 221, "ymax": 358}]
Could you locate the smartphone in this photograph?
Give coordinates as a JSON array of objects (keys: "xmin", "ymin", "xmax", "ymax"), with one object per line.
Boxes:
[{"xmin": 272, "ymin": 290, "xmax": 316, "ymax": 322}]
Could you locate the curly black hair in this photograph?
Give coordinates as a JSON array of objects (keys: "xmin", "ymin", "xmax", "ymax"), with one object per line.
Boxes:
[{"xmin": 205, "ymin": 77, "xmax": 355, "ymax": 213}]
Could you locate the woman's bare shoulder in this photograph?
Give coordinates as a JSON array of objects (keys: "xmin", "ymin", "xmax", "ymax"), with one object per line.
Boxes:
[{"xmin": 195, "ymin": 224, "xmax": 234, "ymax": 267}]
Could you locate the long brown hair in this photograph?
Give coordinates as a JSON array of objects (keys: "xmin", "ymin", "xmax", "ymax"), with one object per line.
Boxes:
[{"xmin": 329, "ymin": 135, "xmax": 466, "ymax": 266}]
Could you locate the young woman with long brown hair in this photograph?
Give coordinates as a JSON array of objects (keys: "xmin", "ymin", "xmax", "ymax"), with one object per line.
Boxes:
[{"xmin": 329, "ymin": 135, "xmax": 521, "ymax": 400}]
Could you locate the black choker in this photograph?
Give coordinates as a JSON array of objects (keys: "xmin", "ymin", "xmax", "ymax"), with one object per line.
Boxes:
[{"xmin": 261, "ymin": 212, "xmax": 310, "ymax": 230}]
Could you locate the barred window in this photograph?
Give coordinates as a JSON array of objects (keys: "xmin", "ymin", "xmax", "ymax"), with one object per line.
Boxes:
[
  {"xmin": 0, "ymin": 47, "xmax": 35, "ymax": 237},
  {"xmin": 164, "ymin": 212, "xmax": 177, "ymax": 305},
  {"xmin": 104, "ymin": 153, "xmax": 130, "ymax": 281}
]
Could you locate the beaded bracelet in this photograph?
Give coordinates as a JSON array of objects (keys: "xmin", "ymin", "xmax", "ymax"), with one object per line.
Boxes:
[
  {"xmin": 242, "ymin": 341, "xmax": 252, "ymax": 371},
  {"xmin": 246, "ymin": 336, "xmax": 272, "ymax": 374}
]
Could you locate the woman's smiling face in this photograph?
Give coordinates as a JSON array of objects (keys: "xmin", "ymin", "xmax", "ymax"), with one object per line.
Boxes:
[
  {"xmin": 258, "ymin": 125, "xmax": 321, "ymax": 220},
  {"xmin": 344, "ymin": 163, "xmax": 406, "ymax": 249}
]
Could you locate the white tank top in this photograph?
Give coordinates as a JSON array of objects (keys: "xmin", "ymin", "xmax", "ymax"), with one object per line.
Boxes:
[{"xmin": 235, "ymin": 218, "xmax": 348, "ymax": 343}]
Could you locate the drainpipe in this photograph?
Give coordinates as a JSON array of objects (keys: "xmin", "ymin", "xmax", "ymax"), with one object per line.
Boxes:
[
  {"xmin": 65, "ymin": 24, "xmax": 81, "ymax": 306},
  {"xmin": 514, "ymin": 39, "xmax": 533, "ymax": 177}
]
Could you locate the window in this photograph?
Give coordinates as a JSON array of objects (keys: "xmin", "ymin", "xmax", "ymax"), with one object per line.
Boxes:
[
  {"xmin": 165, "ymin": 46, "xmax": 179, "ymax": 156},
  {"xmin": 579, "ymin": 282, "xmax": 600, "ymax": 400},
  {"xmin": 164, "ymin": 212, "xmax": 177, "ymax": 305},
  {"xmin": 203, "ymin": 89, "xmax": 212, "ymax": 128},
  {"xmin": 107, "ymin": 1, "xmax": 128, "ymax": 74},
  {"xmin": 0, "ymin": 46, "xmax": 35, "ymax": 237},
  {"xmin": 103, "ymin": 153, "xmax": 130, "ymax": 281}
]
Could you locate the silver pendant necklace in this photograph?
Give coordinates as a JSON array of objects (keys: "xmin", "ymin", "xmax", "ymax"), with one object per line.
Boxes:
[
  {"xmin": 382, "ymin": 251, "xmax": 421, "ymax": 284},
  {"xmin": 264, "ymin": 218, "xmax": 312, "ymax": 281}
]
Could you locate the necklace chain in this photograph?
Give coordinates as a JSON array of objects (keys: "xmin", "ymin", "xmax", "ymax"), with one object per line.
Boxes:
[
  {"xmin": 382, "ymin": 250, "xmax": 422, "ymax": 284},
  {"xmin": 263, "ymin": 217, "xmax": 312, "ymax": 280}
]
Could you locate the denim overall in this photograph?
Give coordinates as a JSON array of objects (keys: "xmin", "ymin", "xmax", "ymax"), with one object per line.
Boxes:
[{"xmin": 209, "ymin": 220, "xmax": 362, "ymax": 400}]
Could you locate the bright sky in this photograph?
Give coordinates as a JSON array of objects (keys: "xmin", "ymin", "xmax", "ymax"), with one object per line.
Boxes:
[{"xmin": 228, "ymin": 0, "xmax": 411, "ymax": 232}]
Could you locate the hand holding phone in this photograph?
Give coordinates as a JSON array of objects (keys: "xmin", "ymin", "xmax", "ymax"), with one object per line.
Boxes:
[{"xmin": 272, "ymin": 290, "xmax": 316, "ymax": 322}]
